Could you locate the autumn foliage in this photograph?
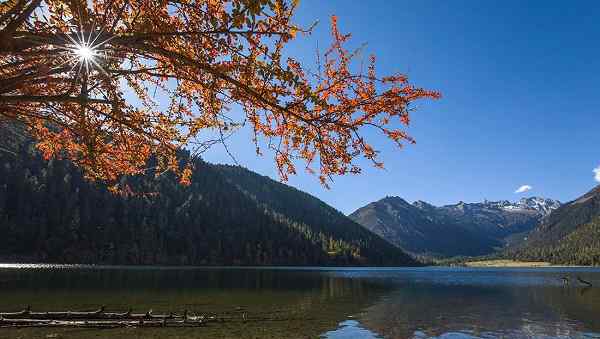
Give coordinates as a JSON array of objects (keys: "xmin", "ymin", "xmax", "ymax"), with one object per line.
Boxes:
[{"xmin": 0, "ymin": 0, "xmax": 439, "ymax": 187}]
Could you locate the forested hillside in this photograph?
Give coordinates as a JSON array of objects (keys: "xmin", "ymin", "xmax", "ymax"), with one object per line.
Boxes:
[
  {"xmin": 506, "ymin": 186, "xmax": 600, "ymax": 265},
  {"xmin": 0, "ymin": 136, "xmax": 416, "ymax": 266},
  {"xmin": 507, "ymin": 217, "xmax": 600, "ymax": 265}
]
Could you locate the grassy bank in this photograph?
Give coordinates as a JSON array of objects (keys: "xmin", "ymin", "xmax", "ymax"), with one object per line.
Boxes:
[{"xmin": 464, "ymin": 259, "xmax": 556, "ymax": 267}]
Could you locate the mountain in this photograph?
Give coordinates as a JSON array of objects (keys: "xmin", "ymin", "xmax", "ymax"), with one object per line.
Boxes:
[
  {"xmin": 349, "ymin": 196, "xmax": 561, "ymax": 258},
  {"xmin": 436, "ymin": 198, "xmax": 561, "ymax": 241},
  {"xmin": 349, "ymin": 197, "xmax": 500, "ymax": 257},
  {"xmin": 484, "ymin": 197, "xmax": 561, "ymax": 216},
  {"xmin": 506, "ymin": 185, "xmax": 600, "ymax": 265},
  {"xmin": 0, "ymin": 134, "xmax": 417, "ymax": 266}
]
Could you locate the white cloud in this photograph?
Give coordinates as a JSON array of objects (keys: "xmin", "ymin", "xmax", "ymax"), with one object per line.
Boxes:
[
  {"xmin": 594, "ymin": 166, "xmax": 600, "ymax": 183},
  {"xmin": 515, "ymin": 185, "xmax": 533, "ymax": 194}
]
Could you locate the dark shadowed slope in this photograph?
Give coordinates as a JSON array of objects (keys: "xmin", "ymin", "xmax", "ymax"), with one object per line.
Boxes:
[{"xmin": 0, "ymin": 134, "xmax": 417, "ymax": 266}]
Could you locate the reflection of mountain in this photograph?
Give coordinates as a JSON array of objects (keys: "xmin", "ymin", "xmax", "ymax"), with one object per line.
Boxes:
[
  {"xmin": 0, "ymin": 267, "xmax": 390, "ymax": 339},
  {"xmin": 1, "ymin": 267, "xmax": 600, "ymax": 338},
  {"xmin": 360, "ymin": 281, "xmax": 600, "ymax": 338}
]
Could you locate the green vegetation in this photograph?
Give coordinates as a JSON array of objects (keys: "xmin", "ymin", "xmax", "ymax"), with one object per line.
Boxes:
[
  {"xmin": 508, "ymin": 217, "xmax": 600, "ymax": 266},
  {"xmin": 504, "ymin": 186, "xmax": 600, "ymax": 266},
  {"xmin": 0, "ymin": 135, "xmax": 416, "ymax": 266}
]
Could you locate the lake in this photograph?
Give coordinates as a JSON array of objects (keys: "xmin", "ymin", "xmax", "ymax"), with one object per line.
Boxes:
[{"xmin": 0, "ymin": 265, "xmax": 599, "ymax": 338}]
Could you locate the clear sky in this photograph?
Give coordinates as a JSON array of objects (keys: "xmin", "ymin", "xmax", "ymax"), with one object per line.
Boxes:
[{"xmin": 202, "ymin": 0, "xmax": 600, "ymax": 215}]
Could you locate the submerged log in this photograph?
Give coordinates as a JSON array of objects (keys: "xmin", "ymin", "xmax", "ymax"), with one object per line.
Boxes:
[
  {"xmin": 0, "ymin": 307, "xmax": 210, "ymax": 328},
  {"xmin": 0, "ymin": 318, "xmax": 206, "ymax": 328},
  {"xmin": 1, "ymin": 309, "xmax": 189, "ymax": 320},
  {"xmin": 0, "ymin": 306, "xmax": 300, "ymax": 328},
  {"xmin": 577, "ymin": 276, "xmax": 592, "ymax": 287}
]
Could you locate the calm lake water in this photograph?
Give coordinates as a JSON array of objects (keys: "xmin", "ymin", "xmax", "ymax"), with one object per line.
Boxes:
[{"xmin": 0, "ymin": 265, "xmax": 600, "ymax": 339}]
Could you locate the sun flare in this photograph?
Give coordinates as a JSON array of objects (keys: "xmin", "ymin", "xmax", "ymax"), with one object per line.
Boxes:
[
  {"xmin": 58, "ymin": 28, "xmax": 113, "ymax": 76},
  {"xmin": 76, "ymin": 45, "xmax": 94, "ymax": 61}
]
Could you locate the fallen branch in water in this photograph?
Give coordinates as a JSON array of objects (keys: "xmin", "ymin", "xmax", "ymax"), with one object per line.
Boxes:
[
  {"xmin": 577, "ymin": 276, "xmax": 592, "ymax": 287},
  {"xmin": 0, "ymin": 318, "xmax": 207, "ymax": 328},
  {"xmin": 0, "ymin": 306, "xmax": 210, "ymax": 328},
  {"xmin": 0, "ymin": 306, "xmax": 313, "ymax": 328}
]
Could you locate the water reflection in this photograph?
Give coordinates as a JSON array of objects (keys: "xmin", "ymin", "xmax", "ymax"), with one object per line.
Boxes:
[
  {"xmin": 0, "ymin": 266, "xmax": 387, "ymax": 339},
  {"xmin": 357, "ymin": 270, "xmax": 600, "ymax": 338},
  {"xmin": 0, "ymin": 266, "xmax": 600, "ymax": 339},
  {"xmin": 322, "ymin": 320, "xmax": 382, "ymax": 339}
]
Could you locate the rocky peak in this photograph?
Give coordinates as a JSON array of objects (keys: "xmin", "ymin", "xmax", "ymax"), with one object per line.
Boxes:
[
  {"xmin": 380, "ymin": 196, "xmax": 413, "ymax": 208},
  {"xmin": 493, "ymin": 197, "xmax": 561, "ymax": 216},
  {"xmin": 413, "ymin": 200, "xmax": 436, "ymax": 211}
]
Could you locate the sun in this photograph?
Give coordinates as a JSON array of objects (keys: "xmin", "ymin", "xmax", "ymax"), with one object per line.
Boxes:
[
  {"xmin": 76, "ymin": 45, "xmax": 94, "ymax": 61},
  {"xmin": 68, "ymin": 42, "xmax": 98, "ymax": 65},
  {"xmin": 63, "ymin": 41, "xmax": 102, "ymax": 75},
  {"xmin": 58, "ymin": 28, "xmax": 114, "ymax": 76}
]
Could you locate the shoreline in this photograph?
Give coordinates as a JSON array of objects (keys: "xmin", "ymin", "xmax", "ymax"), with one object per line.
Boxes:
[
  {"xmin": 462, "ymin": 259, "xmax": 589, "ymax": 268},
  {"xmin": 0, "ymin": 261, "xmax": 595, "ymax": 269}
]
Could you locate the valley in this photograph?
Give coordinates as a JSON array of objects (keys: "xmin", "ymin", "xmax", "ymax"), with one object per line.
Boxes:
[{"xmin": 350, "ymin": 186, "xmax": 600, "ymax": 266}]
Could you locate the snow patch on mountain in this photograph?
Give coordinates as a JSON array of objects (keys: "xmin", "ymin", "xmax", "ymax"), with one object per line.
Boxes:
[{"xmin": 485, "ymin": 197, "xmax": 561, "ymax": 216}]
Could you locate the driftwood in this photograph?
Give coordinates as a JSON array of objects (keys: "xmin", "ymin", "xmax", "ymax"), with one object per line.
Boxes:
[
  {"xmin": 0, "ymin": 318, "xmax": 207, "ymax": 328},
  {"xmin": 0, "ymin": 306, "xmax": 212, "ymax": 328},
  {"xmin": 560, "ymin": 276, "xmax": 593, "ymax": 287},
  {"xmin": 0, "ymin": 306, "xmax": 311, "ymax": 328},
  {"xmin": 577, "ymin": 276, "xmax": 593, "ymax": 287}
]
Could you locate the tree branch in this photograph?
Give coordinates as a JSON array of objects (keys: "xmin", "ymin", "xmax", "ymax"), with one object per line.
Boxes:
[{"xmin": 0, "ymin": 95, "xmax": 112, "ymax": 105}]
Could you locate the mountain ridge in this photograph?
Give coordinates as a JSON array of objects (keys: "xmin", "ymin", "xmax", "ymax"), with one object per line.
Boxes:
[{"xmin": 349, "ymin": 196, "xmax": 561, "ymax": 258}]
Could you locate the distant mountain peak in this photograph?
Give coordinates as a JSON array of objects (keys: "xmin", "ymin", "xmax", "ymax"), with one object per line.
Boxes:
[
  {"xmin": 350, "ymin": 195, "xmax": 562, "ymax": 258},
  {"xmin": 389, "ymin": 196, "xmax": 561, "ymax": 216},
  {"xmin": 413, "ymin": 200, "xmax": 436, "ymax": 210},
  {"xmin": 379, "ymin": 196, "xmax": 413, "ymax": 207},
  {"xmin": 483, "ymin": 196, "xmax": 561, "ymax": 216},
  {"xmin": 382, "ymin": 195, "xmax": 409, "ymax": 202}
]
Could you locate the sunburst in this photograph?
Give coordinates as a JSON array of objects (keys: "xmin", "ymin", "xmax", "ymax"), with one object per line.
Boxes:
[{"xmin": 57, "ymin": 25, "xmax": 115, "ymax": 78}]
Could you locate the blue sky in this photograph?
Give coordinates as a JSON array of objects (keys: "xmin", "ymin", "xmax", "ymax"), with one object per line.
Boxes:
[{"xmin": 202, "ymin": 0, "xmax": 600, "ymax": 214}]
